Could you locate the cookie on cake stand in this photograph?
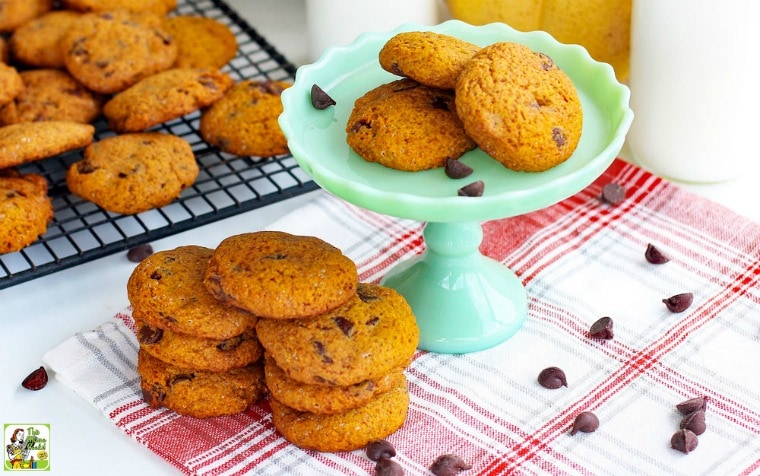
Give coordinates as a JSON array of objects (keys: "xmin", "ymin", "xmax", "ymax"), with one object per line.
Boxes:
[{"xmin": 279, "ymin": 20, "xmax": 633, "ymax": 353}]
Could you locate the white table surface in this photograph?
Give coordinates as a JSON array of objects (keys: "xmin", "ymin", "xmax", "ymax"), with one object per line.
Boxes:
[{"xmin": 1, "ymin": 1, "xmax": 758, "ymax": 475}]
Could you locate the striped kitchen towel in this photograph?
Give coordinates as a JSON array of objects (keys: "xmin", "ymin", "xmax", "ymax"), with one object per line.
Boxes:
[{"xmin": 43, "ymin": 159, "xmax": 760, "ymax": 475}]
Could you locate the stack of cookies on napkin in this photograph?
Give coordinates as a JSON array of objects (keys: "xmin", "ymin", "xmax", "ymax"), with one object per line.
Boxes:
[
  {"xmin": 203, "ymin": 231, "xmax": 420, "ymax": 452},
  {"xmin": 127, "ymin": 245, "xmax": 267, "ymax": 419},
  {"xmin": 127, "ymin": 231, "xmax": 419, "ymax": 452}
]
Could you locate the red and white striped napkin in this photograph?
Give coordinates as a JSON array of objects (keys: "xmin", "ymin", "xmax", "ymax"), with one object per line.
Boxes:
[{"xmin": 44, "ymin": 159, "xmax": 760, "ymax": 475}]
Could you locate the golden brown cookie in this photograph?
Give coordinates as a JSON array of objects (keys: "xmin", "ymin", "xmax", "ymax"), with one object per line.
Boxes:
[
  {"xmin": 127, "ymin": 245, "xmax": 258, "ymax": 340},
  {"xmin": 346, "ymin": 78, "xmax": 476, "ymax": 171},
  {"xmin": 0, "ymin": 63, "xmax": 23, "ymax": 107},
  {"xmin": 61, "ymin": 10, "xmax": 177, "ymax": 94},
  {"xmin": 65, "ymin": 132, "xmax": 199, "ymax": 215},
  {"xmin": 103, "ymin": 67, "xmax": 234, "ymax": 133},
  {"xmin": 256, "ymin": 283, "xmax": 419, "ymax": 387},
  {"xmin": 134, "ymin": 313, "xmax": 264, "ymax": 372},
  {"xmin": 0, "ymin": 0, "xmax": 54, "ymax": 33},
  {"xmin": 138, "ymin": 350, "xmax": 267, "ymax": 419},
  {"xmin": 264, "ymin": 354, "xmax": 405, "ymax": 415},
  {"xmin": 204, "ymin": 231, "xmax": 358, "ymax": 320},
  {"xmin": 455, "ymin": 41, "xmax": 583, "ymax": 172},
  {"xmin": 270, "ymin": 380, "xmax": 409, "ymax": 452},
  {"xmin": 9, "ymin": 10, "xmax": 82, "ymax": 69},
  {"xmin": 0, "ymin": 121, "xmax": 94, "ymax": 169},
  {"xmin": 164, "ymin": 15, "xmax": 238, "ymax": 69},
  {"xmin": 199, "ymin": 80, "xmax": 291, "ymax": 157},
  {"xmin": 0, "ymin": 69, "xmax": 104, "ymax": 125},
  {"xmin": 61, "ymin": 0, "xmax": 176, "ymax": 15},
  {"xmin": 379, "ymin": 31, "xmax": 481, "ymax": 90},
  {"xmin": 0, "ymin": 170, "xmax": 53, "ymax": 254}
]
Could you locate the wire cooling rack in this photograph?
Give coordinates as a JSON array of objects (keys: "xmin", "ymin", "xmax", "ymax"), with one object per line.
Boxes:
[{"xmin": 0, "ymin": 0, "xmax": 319, "ymax": 289}]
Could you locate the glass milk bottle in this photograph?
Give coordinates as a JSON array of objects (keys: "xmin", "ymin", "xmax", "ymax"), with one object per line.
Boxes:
[{"xmin": 627, "ymin": 0, "xmax": 760, "ymax": 182}]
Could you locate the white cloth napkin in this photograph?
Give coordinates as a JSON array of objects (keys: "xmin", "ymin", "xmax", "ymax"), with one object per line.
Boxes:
[{"xmin": 44, "ymin": 160, "xmax": 760, "ymax": 475}]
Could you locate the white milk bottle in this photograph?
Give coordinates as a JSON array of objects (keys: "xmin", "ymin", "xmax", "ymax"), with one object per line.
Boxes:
[
  {"xmin": 627, "ymin": 0, "xmax": 760, "ymax": 183},
  {"xmin": 305, "ymin": 0, "xmax": 440, "ymax": 62}
]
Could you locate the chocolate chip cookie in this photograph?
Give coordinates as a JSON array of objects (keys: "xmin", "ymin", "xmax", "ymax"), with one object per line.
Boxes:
[
  {"xmin": 138, "ymin": 350, "xmax": 267, "ymax": 419},
  {"xmin": 455, "ymin": 41, "xmax": 583, "ymax": 172},
  {"xmin": 61, "ymin": 0, "xmax": 177, "ymax": 15},
  {"xmin": 270, "ymin": 380, "xmax": 409, "ymax": 452},
  {"xmin": 204, "ymin": 231, "xmax": 358, "ymax": 320},
  {"xmin": 61, "ymin": 10, "xmax": 177, "ymax": 94},
  {"xmin": 103, "ymin": 67, "xmax": 234, "ymax": 133},
  {"xmin": 0, "ymin": 63, "xmax": 23, "ymax": 107},
  {"xmin": 264, "ymin": 354, "xmax": 406, "ymax": 415},
  {"xmin": 0, "ymin": 121, "xmax": 94, "ymax": 168},
  {"xmin": 379, "ymin": 31, "xmax": 480, "ymax": 90},
  {"xmin": 127, "ymin": 245, "xmax": 258, "ymax": 340},
  {"xmin": 135, "ymin": 313, "xmax": 264, "ymax": 372},
  {"xmin": 9, "ymin": 10, "xmax": 82, "ymax": 69},
  {"xmin": 65, "ymin": 132, "xmax": 199, "ymax": 214},
  {"xmin": 0, "ymin": 170, "xmax": 53, "ymax": 254},
  {"xmin": 199, "ymin": 80, "xmax": 291, "ymax": 157},
  {"xmin": 256, "ymin": 283, "xmax": 419, "ymax": 386},
  {"xmin": 0, "ymin": 69, "xmax": 104, "ymax": 125},
  {"xmin": 164, "ymin": 15, "xmax": 238, "ymax": 69},
  {"xmin": 346, "ymin": 78, "xmax": 476, "ymax": 171}
]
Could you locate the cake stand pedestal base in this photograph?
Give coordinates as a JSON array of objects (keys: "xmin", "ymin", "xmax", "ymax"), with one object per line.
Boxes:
[{"xmin": 381, "ymin": 221, "xmax": 528, "ymax": 354}]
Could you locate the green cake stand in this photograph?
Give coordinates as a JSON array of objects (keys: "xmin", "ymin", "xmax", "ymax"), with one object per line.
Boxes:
[{"xmin": 279, "ymin": 20, "xmax": 633, "ymax": 354}]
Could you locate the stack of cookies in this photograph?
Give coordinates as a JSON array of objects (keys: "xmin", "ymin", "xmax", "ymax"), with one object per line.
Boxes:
[
  {"xmin": 127, "ymin": 245, "xmax": 267, "ymax": 419},
  {"xmin": 203, "ymin": 231, "xmax": 420, "ymax": 452}
]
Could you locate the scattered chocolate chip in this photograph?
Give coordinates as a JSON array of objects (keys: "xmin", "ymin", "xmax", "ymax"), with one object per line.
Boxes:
[
  {"xmin": 662, "ymin": 293, "xmax": 693, "ymax": 313},
  {"xmin": 310, "ymin": 84, "xmax": 336, "ymax": 110},
  {"xmin": 366, "ymin": 439, "xmax": 396, "ymax": 461},
  {"xmin": 365, "ymin": 316, "xmax": 380, "ymax": 326},
  {"xmin": 588, "ymin": 316, "xmax": 614, "ymax": 339},
  {"xmin": 21, "ymin": 366, "xmax": 49, "ymax": 391},
  {"xmin": 537, "ymin": 367, "xmax": 567, "ymax": 389},
  {"xmin": 676, "ymin": 396, "xmax": 707, "ymax": 415},
  {"xmin": 600, "ymin": 183, "xmax": 626, "ymax": 205},
  {"xmin": 644, "ymin": 243, "xmax": 670, "ymax": 264},
  {"xmin": 671, "ymin": 429, "xmax": 698, "ymax": 454},
  {"xmin": 680, "ymin": 409, "xmax": 706, "ymax": 435},
  {"xmin": 264, "ymin": 252, "xmax": 287, "ymax": 260},
  {"xmin": 570, "ymin": 412, "xmax": 599, "ymax": 435},
  {"xmin": 138, "ymin": 325, "xmax": 163, "ymax": 344},
  {"xmin": 144, "ymin": 384, "xmax": 166, "ymax": 405},
  {"xmin": 444, "ymin": 158, "xmax": 473, "ymax": 179},
  {"xmin": 457, "ymin": 180, "xmax": 484, "ymax": 197},
  {"xmin": 429, "ymin": 454, "xmax": 472, "ymax": 476},
  {"xmin": 127, "ymin": 243, "xmax": 153, "ymax": 262},
  {"xmin": 375, "ymin": 457, "xmax": 404, "ymax": 476}
]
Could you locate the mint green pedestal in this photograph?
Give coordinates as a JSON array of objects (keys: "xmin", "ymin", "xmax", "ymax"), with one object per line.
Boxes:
[
  {"xmin": 381, "ymin": 222, "xmax": 527, "ymax": 353},
  {"xmin": 279, "ymin": 20, "xmax": 633, "ymax": 354}
]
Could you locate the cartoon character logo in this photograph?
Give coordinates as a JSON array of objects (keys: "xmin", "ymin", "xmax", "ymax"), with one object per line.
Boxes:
[
  {"xmin": 5, "ymin": 428, "xmax": 30, "ymax": 469},
  {"xmin": 4, "ymin": 424, "xmax": 48, "ymax": 471}
]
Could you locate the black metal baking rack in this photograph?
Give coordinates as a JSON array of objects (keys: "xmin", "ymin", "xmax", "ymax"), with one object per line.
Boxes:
[{"xmin": 0, "ymin": 0, "xmax": 319, "ymax": 289}]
